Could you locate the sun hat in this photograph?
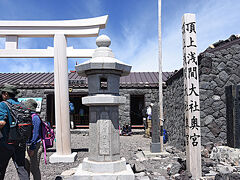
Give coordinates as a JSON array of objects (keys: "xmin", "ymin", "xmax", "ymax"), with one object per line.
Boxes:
[
  {"xmin": 0, "ymin": 83, "xmax": 19, "ymax": 96},
  {"xmin": 24, "ymin": 99, "xmax": 38, "ymax": 111}
]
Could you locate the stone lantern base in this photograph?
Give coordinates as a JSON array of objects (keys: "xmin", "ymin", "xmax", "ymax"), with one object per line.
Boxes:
[{"xmin": 69, "ymin": 157, "xmax": 134, "ymax": 180}]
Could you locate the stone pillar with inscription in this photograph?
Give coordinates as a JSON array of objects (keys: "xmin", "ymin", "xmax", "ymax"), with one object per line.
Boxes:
[
  {"xmin": 72, "ymin": 35, "xmax": 134, "ymax": 179},
  {"xmin": 151, "ymin": 104, "xmax": 161, "ymax": 153},
  {"xmin": 182, "ymin": 13, "xmax": 202, "ymax": 179}
]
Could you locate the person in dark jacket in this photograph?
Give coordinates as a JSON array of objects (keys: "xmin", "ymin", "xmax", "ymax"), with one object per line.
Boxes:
[
  {"xmin": 0, "ymin": 84, "xmax": 29, "ymax": 180},
  {"xmin": 24, "ymin": 99, "xmax": 42, "ymax": 180}
]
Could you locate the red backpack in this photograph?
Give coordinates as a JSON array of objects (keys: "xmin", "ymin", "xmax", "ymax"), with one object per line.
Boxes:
[{"xmin": 32, "ymin": 114, "xmax": 55, "ymax": 164}]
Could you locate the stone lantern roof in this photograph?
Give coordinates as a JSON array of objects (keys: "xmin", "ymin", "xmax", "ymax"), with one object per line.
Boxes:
[{"xmin": 75, "ymin": 35, "xmax": 131, "ymax": 77}]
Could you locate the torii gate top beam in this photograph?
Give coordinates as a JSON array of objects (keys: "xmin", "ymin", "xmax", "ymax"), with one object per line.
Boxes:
[
  {"xmin": 0, "ymin": 15, "xmax": 108, "ymax": 37},
  {"xmin": 0, "ymin": 15, "xmax": 108, "ymax": 58}
]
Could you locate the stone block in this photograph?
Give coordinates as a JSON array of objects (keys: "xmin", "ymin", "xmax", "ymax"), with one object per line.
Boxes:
[
  {"xmin": 150, "ymin": 143, "xmax": 161, "ymax": 153},
  {"xmin": 205, "ymin": 115, "xmax": 214, "ymax": 125},
  {"xmin": 82, "ymin": 158, "xmax": 127, "ymax": 173},
  {"xmin": 219, "ymin": 71, "xmax": 229, "ymax": 82},
  {"xmin": 210, "ymin": 146, "xmax": 240, "ymax": 166},
  {"xmin": 70, "ymin": 159, "xmax": 134, "ymax": 180},
  {"xmin": 215, "ymin": 173, "xmax": 240, "ymax": 180},
  {"xmin": 135, "ymin": 176, "xmax": 150, "ymax": 180},
  {"xmin": 82, "ymin": 94, "xmax": 126, "ymax": 106},
  {"xmin": 143, "ymin": 150, "xmax": 169, "ymax": 158},
  {"xmin": 135, "ymin": 151, "xmax": 146, "ymax": 161},
  {"xmin": 61, "ymin": 168, "xmax": 77, "ymax": 176},
  {"xmin": 49, "ymin": 152, "xmax": 77, "ymax": 163},
  {"xmin": 132, "ymin": 161, "xmax": 145, "ymax": 173}
]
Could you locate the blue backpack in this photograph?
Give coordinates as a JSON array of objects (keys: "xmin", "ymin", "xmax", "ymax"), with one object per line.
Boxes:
[{"xmin": 163, "ymin": 129, "xmax": 168, "ymax": 144}]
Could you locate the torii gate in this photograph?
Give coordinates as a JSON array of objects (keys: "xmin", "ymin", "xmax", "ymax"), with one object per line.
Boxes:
[{"xmin": 0, "ymin": 15, "xmax": 108, "ymax": 163}]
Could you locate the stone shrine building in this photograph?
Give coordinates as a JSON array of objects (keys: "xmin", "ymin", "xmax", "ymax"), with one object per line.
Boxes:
[{"xmin": 0, "ymin": 71, "xmax": 172, "ymax": 128}]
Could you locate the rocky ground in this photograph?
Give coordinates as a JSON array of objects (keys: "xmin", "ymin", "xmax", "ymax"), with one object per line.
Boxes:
[{"xmin": 4, "ymin": 129, "xmax": 240, "ymax": 180}]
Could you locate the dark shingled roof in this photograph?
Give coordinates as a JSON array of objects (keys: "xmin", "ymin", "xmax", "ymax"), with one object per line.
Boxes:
[
  {"xmin": 204, "ymin": 34, "xmax": 240, "ymax": 53},
  {"xmin": 0, "ymin": 72, "xmax": 173, "ymax": 89}
]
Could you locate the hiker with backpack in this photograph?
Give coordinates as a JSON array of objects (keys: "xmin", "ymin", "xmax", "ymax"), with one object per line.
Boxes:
[
  {"xmin": 145, "ymin": 103, "xmax": 153, "ymax": 138},
  {"xmin": 24, "ymin": 98, "xmax": 55, "ymax": 179},
  {"xmin": 0, "ymin": 84, "xmax": 30, "ymax": 180},
  {"xmin": 24, "ymin": 99, "xmax": 43, "ymax": 180}
]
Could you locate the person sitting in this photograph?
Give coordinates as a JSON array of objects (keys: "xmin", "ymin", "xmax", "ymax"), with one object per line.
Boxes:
[{"xmin": 121, "ymin": 124, "xmax": 132, "ymax": 136}]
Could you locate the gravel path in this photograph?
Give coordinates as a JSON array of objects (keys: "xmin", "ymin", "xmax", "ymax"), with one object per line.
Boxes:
[
  {"xmin": 5, "ymin": 130, "xmax": 164, "ymax": 180},
  {"xmin": 5, "ymin": 129, "xmax": 234, "ymax": 180}
]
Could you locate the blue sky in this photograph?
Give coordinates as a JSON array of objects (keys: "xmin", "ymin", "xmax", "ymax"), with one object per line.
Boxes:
[{"xmin": 0, "ymin": 0, "xmax": 240, "ymax": 73}]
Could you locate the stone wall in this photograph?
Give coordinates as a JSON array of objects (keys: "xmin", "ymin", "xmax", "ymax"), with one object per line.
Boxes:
[
  {"xmin": 199, "ymin": 44, "xmax": 240, "ymax": 145},
  {"xmin": 17, "ymin": 87, "xmax": 158, "ymax": 126},
  {"xmin": 163, "ymin": 42, "xmax": 240, "ymax": 147},
  {"xmin": 163, "ymin": 70, "xmax": 185, "ymax": 149},
  {"xmin": 119, "ymin": 88, "xmax": 159, "ymax": 127}
]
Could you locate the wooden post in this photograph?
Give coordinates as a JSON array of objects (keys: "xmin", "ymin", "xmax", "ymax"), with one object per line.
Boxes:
[
  {"xmin": 54, "ymin": 34, "xmax": 71, "ymax": 155},
  {"xmin": 182, "ymin": 13, "xmax": 202, "ymax": 179}
]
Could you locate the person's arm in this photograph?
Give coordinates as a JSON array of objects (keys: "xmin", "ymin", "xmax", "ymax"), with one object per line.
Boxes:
[
  {"xmin": 0, "ymin": 121, "xmax": 6, "ymax": 129},
  {"xmin": 29, "ymin": 115, "xmax": 41, "ymax": 150},
  {"xmin": 0, "ymin": 102, "xmax": 8, "ymax": 129}
]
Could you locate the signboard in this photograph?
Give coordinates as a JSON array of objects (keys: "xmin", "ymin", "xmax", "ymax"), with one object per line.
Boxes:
[
  {"xmin": 18, "ymin": 97, "xmax": 43, "ymax": 112},
  {"xmin": 69, "ymin": 79, "xmax": 85, "ymax": 85},
  {"xmin": 182, "ymin": 13, "xmax": 202, "ymax": 179}
]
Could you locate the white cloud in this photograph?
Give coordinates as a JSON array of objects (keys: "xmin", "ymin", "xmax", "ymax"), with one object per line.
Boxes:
[
  {"xmin": 67, "ymin": 0, "xmax": 103, "ymax": 19},
  {"xmin": 162, "ymin": 31, "xmax": 182, "ymax": 72},
  {"xmin": 0, "ymin": 59, "xmax": 53, "ymax": 73},
  {"xmin": 105, "ymin": 4, "xmax": 158, "ymax": 72},
  {"xmin": 18, "ymin": 38, "xmax": 53, "ymax": 49},
  {"xmin": 130, "ymin": 38, "xmax": 158, "ymax": 72},
  {"xmin": 197, "ymin": 0, "xmax": 240, "ymax": 52},
  {"xmin": 0, "ymin": 37, "xmax": 54, "ymax": 73},
  {"xmin": 14, "ymin": 60, "xmax": 52, "ymax": 73},
  {"xmin": 85, "ymin": 0, "xmax": 102, "ymax": 17}
]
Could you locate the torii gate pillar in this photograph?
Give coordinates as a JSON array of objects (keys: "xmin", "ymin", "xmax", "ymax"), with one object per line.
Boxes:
[{"xmin": 50, "ymin": 34, "xmax": 73, "ymax": 162}]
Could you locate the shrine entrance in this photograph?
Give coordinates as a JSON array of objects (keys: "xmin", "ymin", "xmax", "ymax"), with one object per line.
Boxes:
[
  {"xmin": 130, "ymin": 95, "xmax": 145, "ymax": 126},
  {"xmin": 47, "ymin": 93, "xmax": 89, "ymax": 128}
]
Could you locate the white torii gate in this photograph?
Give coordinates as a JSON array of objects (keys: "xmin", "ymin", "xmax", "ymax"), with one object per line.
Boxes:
[{"xmin": 0, "ymin": 15, "xmax": 108, "ymax": 163}]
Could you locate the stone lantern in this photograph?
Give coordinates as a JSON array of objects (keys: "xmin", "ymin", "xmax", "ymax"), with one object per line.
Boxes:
[{"xmin": 73, "ymin": 35, "xmax": 134, "ymax": 179}]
